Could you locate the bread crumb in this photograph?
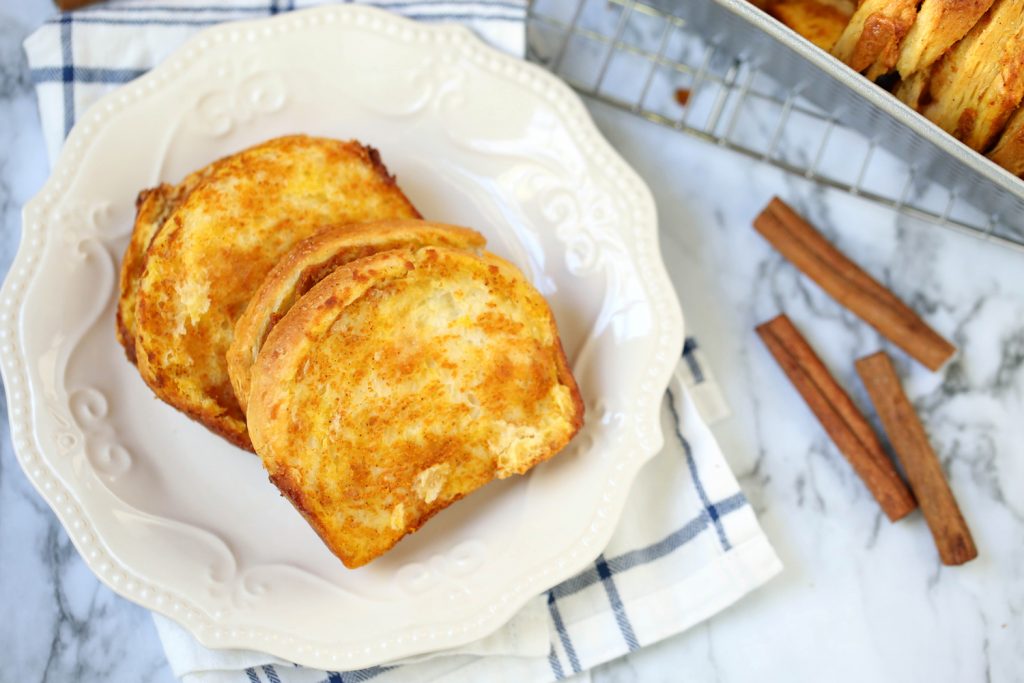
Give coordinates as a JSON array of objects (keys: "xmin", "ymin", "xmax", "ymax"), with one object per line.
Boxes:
[
  {"xmin": 389, "ymin": 502, "xmax": 405, "ymax": 531},
  {"xmin": 414, "ymin": 463, "xmax": 450, "ymax": 503},
  {"xmin": 493, "ymin": 422, "xmax": 541, "ymax": 477},
  {"xmin": 173, "ymin": 277, "xmax": 210, "ymax": 335}
]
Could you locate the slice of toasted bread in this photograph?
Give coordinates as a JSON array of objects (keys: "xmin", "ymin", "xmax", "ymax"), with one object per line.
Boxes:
[
  {"xmin": 988, "ymin": 104, "xmax": 1024, "ymax": 174},
  {"xmin": 133, "ymin": 135, "xmax": 420, "ymax": 450},
  {"xmin": 895, "ymin": 0, "xmax": 994, "ymax": 78},
  {"xmin": 116, "ymin": 166, "xmax": 214, "ymax": 363},
  {"xmin": 247, "ymin": 246, "xmax": 584, "ymax": 568},
  {"xmin": 831, "ymin": 0, "xmax": 918, "ymax": 80},
  {"xmin": 920, "ymin": 0, "xmax": 1024, "ymax": 151},
  {"xmin": 227, "ymin": 219, "xmax": 486, "ymax": 414},
  {"xmin": 765, "ymin": 0, "xmax": 854, "ymax": 51}
]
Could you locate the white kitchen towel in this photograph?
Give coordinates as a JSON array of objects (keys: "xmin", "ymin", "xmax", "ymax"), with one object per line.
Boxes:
[
  {"xmin": 23, "ymin": 3, "xmax": 782, "ymax": 682},
  {"xmin": 23, "ymin": 0, "xmax": 527, "ymax": 165}
]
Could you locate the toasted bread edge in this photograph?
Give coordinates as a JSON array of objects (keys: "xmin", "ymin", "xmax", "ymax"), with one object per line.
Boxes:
[{"xmin": 226, "ymin": 220, "xmax": 486, "ymax": 414}]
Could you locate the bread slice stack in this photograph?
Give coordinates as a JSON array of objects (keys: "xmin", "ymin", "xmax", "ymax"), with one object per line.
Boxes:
[
  {"xmin": 831, "ymin": 0, "xmax": 918, "ymax": 80},
  {"xmin": 226, "ymin": 219, "xmax": 487, "ymax": 414},
  {"xmin": 121, "ymin": 135, "xmax": 421, "ymax": 448},
  {"xmin": 759, "ymin": 0, "xmax": 1024, "ymax": 176},
  {"xmin": 117, "ymin": 135, "xmax": 584, "ymax": 567}
]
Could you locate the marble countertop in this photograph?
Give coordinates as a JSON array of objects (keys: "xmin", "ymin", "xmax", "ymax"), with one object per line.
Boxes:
[{"xmin": 1, "ymin": 3, "xmax": 1021, "ymax": 682}]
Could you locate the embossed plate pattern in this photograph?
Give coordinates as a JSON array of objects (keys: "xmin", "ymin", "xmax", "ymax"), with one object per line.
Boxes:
[{"xmin": 2, "ymin": 5, "xmax": 683, "ymax": 669}]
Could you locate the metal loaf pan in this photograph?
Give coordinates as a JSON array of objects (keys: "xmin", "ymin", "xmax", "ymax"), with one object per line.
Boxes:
[
  {"xmin": 528, "ymin": 0, "xmax": 1024, "ymax": 249},
  {"xmin": 668, "ymin": 0, "xmax": 1024, "ymax": 245}
]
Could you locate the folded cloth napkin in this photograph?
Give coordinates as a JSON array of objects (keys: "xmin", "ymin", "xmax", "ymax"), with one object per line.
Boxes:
[{"xmin": 24, "ymin": 3, "xmax": 782, "ymax": 681}]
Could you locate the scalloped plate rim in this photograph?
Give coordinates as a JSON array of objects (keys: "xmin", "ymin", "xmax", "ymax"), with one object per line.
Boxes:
[{"xmin": 2, "ymin": 4, "xmax": 685, "ymax": 669}]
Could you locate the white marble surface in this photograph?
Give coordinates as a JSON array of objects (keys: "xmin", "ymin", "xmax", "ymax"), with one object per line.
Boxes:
[{"xmin": 1, "ymin": 3, "xmax": 1022, "ymax": 682}]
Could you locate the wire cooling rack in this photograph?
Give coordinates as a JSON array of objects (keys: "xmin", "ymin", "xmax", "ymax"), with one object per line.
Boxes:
[{"xmin": 526, "ymin": 0, "xmax": 1024, "ymax": 254}]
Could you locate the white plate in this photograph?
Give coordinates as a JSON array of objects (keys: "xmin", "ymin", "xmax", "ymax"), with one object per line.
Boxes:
[{"xmin": 2, "ymin": 5, "xmax": 683, "ymax": 669}]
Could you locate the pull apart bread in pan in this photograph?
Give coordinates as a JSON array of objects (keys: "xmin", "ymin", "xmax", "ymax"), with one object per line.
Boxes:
[
  {"xmin": 895, "ymin": 0, "xmax": 995, "ymax": 78},
  {"xmin": 988, "ymin": 104, "xmax": 1024, "ymax": 175},
  {"xmin": 751, "ymin": 0, "xmax": 1024, "ymax": 176},
  {"xmin": 918, "ymin": 0, "xmax": 1024, "ymax": 151},
  {"xmin": 246, "ymin": 246, "xmax": 585, "ymax": 568},
  {"xmin": 127, "ymin": 135, "xmax": 421, "ymax": 450},
  {"xmin": 227, "ymin": 219, "xmax": 487, "ymax": 414},
  {"xmin": 764, "ymin": 0, "xmax": 854, "ymax": 51},
  {"xmin": 894, "ymin": 69, "xmax": 931, "ymax": 110},
  {"xmin": 830, "ymin": 0, "xmax": 918, "ymax": 80}
]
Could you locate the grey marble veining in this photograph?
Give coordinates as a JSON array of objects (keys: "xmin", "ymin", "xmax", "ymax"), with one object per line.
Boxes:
[{"xmin": 1, "ymin": 3, "xmax": 1023, "ymax": 683}]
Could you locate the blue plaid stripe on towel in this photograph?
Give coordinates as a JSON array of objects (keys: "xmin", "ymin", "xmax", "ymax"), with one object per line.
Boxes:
[{"xmin": 24, "ymin": 4, "xmax": 782, "ymax": 681}]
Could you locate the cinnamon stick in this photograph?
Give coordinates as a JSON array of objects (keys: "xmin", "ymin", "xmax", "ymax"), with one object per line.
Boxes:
[
  {"xmin": 757, "ymin": 314, "xmax": 916, "ymax": 521},
  {"xmin": 55, "ymin": 0, "xmax": 103, "ymax": 10},
  {"xmin": 753, "ymin": 197, "xmax": 956, "ymax": 371},
  {"xmin": 856, "ymin": 351, "xmax": 977, "ymax": 565}
]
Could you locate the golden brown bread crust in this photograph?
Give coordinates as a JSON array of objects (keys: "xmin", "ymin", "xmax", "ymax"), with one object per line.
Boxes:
[
  {"xmin": 247, "ymin": 246, "xmax": 584, "ymax": 568},
  {"xmin": 116, "ymin": 167, "xmax": 214, "ymax": 363},
  {"xmin": 765, "ymin": 0, "xmax": 854, "ymax": 51},
  {"xmin": 988, "ymin": 104, "xmax": 1024, "ymax": 174},
  {"xmin": 919, "ymin": 0, "xmax": 1024, "ymax": 151},
  {"xmin": 831, "ymin": 0, "xmax": 918, "ymax": 80},
  {"xmin": 895, "ymin": 0, "xmax": 994, "ymax": 78},
  {"xmin": 226, "ymin": 219, "xmax": 486, "ymax": 414},
  {"xmin": 132, "ymin": 135, "xmax": 421, "ymax": 450},
  {"xmin": 116, "ymin": 189, "xmax": 162, "ymax": 363}
]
